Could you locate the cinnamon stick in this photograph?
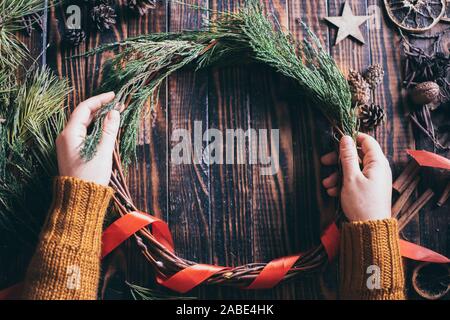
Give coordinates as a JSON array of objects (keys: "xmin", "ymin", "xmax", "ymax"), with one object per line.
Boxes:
[
  {"xmin": 393, "ymin": 160, "xmax": 420, "ymax": 193},
  {"xmin": 437, "ymin": 182, "xmax": 450, "ymax": 207},
  {"xmin": 392, "ymin": 176, "xmax": 421, "ymax": 218},
  {"xmin": 399, "ymin": 188, "xmax": 434, "ymax": 231}
]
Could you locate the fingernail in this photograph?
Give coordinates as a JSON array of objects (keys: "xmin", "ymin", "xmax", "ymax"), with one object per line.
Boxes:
[{"xmin": 340, "ymin": 135, "xmax": 354, "ymax": 147}]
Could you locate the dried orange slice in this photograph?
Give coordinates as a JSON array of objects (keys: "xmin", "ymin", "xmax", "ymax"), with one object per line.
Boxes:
[{"xmin": 384, "ymin": 0, "xmax": 445, "ymax": 32}]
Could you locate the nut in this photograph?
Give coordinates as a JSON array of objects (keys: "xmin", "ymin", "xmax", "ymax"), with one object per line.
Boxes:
[{"xmin": 410, "ymin": 81, "xmax": 440, "ymax": 105}]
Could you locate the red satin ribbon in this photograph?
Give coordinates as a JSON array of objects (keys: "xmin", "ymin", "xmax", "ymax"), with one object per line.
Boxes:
[
  {"xmin": 102, "ymin": 211, "xmax": 174, "ymax": 259},
  {"xmin": 407, "ymin": 149, "xmax": 450, "ymax": 170},
  {"xmin": 321, "ymin": 223, "xmax": 340, "ymax": 261},
  {"xmin": 0, "ymin": 283, "xmax": 22, "ymax": 300},
  {"xmin": 399, "ymin": 240, "xmax": 450, "ymax": 263},
  {"xmin": 245, "ymin": 254, "xmax": 301, "ymax": 290},
  {"xmin": 157, "ymin": 264, "xmax": 229, "ymax": 293}
]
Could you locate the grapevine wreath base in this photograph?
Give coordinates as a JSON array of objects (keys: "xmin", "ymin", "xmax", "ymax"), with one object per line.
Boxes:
[{"xmin": 105, "ymin": 148, "xmax": 450, "ymax": 293}]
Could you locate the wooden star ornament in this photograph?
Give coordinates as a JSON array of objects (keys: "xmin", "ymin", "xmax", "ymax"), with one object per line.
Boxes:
[{"xmin": 325, "ymin": 2, "xmax": 372, "ymax": 46}]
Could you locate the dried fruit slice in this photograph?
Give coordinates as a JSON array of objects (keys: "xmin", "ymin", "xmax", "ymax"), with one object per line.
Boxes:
[{"xmin": 384, "ymin": 0, "xmax": 445, "ymax": 33}]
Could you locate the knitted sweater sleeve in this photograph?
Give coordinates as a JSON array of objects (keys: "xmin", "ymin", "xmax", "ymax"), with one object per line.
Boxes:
[
  {"xmin": 339, "ymin": 218, "xmax": 406, "ymax": 300},
  {"xmin": 22, "ymin": 177, "xmax": 113, "ymax": 300}
]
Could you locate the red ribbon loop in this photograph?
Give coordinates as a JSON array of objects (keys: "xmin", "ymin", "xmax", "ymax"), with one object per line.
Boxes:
[
  {"xmin": 400, "ymin": 240, "xmax": 450, "ymax": 263},
  {"xmin": 157, "ymin": 264, "xmax": 228, "ymax": 293},
  {"xmin": 101, "ymin": 211, "xmax": 173, "ymax": 259},
  {"xmin": 245, "ymin": 254, "xmax": 302, "ymax": 290},
  {"xmin": 321, "ymin": 223, "xmax": 340, "ymax": 261},
  {"xmin": 407, "ymin": 149, "xmax": 450, "ymax": 170}
]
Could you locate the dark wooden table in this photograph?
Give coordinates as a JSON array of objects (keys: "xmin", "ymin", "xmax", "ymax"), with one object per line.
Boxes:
[{"xmin": 2, "ymin": 0, "xmax": 448, "ymax": 299}]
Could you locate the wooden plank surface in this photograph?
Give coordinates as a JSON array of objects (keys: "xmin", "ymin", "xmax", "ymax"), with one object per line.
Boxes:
[{"xmin": 1, "ymin": 0, "xmax": 448, "ymax": 300}]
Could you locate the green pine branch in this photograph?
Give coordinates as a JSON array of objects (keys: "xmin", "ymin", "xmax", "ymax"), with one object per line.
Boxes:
[
  {"xmin": 0, "ymin": 0, "xmax": 46, "ymax": 84},
  {"xmin": 0, "ymin": 67, "xmax": 70, "ymax": 248}
]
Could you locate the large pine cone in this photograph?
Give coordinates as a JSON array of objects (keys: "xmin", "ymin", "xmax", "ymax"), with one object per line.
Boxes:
[
  {"xmin": 127, "ymin": 0, "xmax": 156, "ymax": 16},
  {"xmin": 358, "ymin": 104, "xmax": 385, "ymax": 130},
  {"xmin": 348, "ymin": 70, "xmax": 371, "ymax": 106},
  {"xmin": 91, "ymin": 4, "xmax": 117, "ymax": 31}
]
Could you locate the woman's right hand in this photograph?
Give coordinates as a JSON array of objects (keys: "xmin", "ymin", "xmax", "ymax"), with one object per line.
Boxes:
[{"xmin": 321, "ymin": 133, "xmax": 392, "ymax": 222}]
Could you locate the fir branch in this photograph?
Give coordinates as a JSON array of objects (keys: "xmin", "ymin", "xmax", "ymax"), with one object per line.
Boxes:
[{"xmin": 80, "ymin": 0, "xmax": 356, "ymax": 164}]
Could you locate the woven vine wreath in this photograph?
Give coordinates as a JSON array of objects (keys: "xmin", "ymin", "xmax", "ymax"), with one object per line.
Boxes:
[{"xmin": 80, "ymin": 1, "xmax": 357, "ymax": 291}]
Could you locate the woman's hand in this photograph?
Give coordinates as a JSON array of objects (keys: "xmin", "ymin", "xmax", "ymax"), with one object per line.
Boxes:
[
  {"xmin": 321, "ymin": 133, "xmax": 392, "ymax": 222},
  {"xmin": 56, "ymin": 92, "xmax": 120, "ymax": 186}
]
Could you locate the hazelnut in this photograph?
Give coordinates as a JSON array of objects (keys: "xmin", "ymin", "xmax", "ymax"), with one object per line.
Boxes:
[{"xmin": 410, "ymin": 81, "xmax": 440, "ymax": 105}]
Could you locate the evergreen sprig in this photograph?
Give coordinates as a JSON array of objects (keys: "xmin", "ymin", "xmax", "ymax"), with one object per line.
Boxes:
[
  {"xmin": 0, "ymin": 67, "xmax": 69, "ymax": 248},
  {"xmin": 127, "ymin": 282, "xmax": 196, "ymax": 300},
  {"xmin": 80, "ymin": 0, "xmax": 356, "ymax": 165}
]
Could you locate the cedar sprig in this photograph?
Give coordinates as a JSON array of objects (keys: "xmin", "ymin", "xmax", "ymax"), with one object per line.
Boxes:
[
  {"xmin": 0, "ymin": 67, "xmax": 69, "ymax": 247},
  {"xmin": 80, "ymin": 0, "xmax": 356, "ymax": 165}
]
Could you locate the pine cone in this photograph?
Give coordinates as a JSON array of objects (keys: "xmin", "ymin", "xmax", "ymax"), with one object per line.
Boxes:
[
  {"xmin": 348, "ymin": 70, "xmax": 370, "ymax": 106},
  {"xmin": 91, "ymin": 4, "xmax": 116, "ymax": 31},
  {"xmin": 127, "ymin": 0, "xmax": 156, "ymax": 16},
  {"xmin": 358, "ymin": 104, "xmax": 385, "ymax": 130},
  {"xmin": 364, "ymin": 63, "xmax": 384, "ymax": 90},
  {"xmin": 63, "ymin": 29, "xmax": 86, "ymax": 47}
]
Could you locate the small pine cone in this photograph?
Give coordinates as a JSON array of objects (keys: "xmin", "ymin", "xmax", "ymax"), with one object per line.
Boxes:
[
  {"xmin": 63, "ymin": 29, "xmax": 86, "ymax": 47},
  {"xmin": 348, "ymin": 70, "xmax": 371, "ymax": 106},
  {"xmin": 358, "ymin": 104, "xmax": 385, "ymax": 130},
  {"xmin": 127, "ymin": 0, "xmax": 156, "ymax": 16},
  {"xmin": 364, "ymin": 63, "xmax": 384, "ymax": 90},
  {"xmin": 91, "ymin": 4, "xmax": 117, "ymax": 31}
]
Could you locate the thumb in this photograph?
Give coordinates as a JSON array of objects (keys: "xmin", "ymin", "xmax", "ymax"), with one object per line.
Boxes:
[
  {"xmin": 98, "ymin": 110, "xmax": 120, "ymax": 155},
  {"xmin": 339, "ymin": 135, "xmax": 361, "ymax": 180}
]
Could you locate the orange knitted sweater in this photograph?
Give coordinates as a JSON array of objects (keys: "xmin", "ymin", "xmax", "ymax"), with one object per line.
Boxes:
[{"xmin": 22, "ymin": 177, "xmax": 405, "ymax": 300}]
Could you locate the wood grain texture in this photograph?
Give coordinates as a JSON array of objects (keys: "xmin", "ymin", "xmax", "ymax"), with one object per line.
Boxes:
[
  {"xmin": 2, "ymin": 0, "xmax": 449, "ymax": 300},
  {"xmin": 166, "ymin": 0, "xmax": 212, "ymax": 298},
  {"xmin": 206, "ymin": 0, "xmax": 257, "ymax": 300}
]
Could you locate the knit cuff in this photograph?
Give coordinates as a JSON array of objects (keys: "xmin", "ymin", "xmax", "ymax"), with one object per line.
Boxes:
[
  {"xmin": 339, "ymin": 218, "xmax": 405, "ymax": 300},
  {"xmin": 23, "ymin": 177, "xmax": 114, "ymax": 300},
  {"xmin": 41, "ymin": 176, "xmax": 114, "ymax": 252}
]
